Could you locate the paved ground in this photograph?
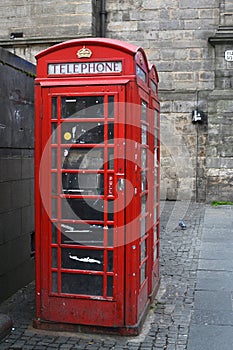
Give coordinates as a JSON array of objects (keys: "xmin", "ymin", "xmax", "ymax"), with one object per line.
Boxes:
[{"xmin": 0, "ymin": 201, "xmax": 232, "ymax": 349}]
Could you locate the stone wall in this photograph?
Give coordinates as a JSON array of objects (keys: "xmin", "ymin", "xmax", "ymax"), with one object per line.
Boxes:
[
  {"xmin": 207, "ymin": 90, "xmax": 233, "ymax": 202},
  {"xmin": 0, "ymin": 0, "xmax": 98, "ymax": 64},
  {"xmin": 106, "ymin": 0, "xmax": 219, "ymax": 201},
  {"xmin": 0, "ymin": 0, "xmax": 232, "ymax": 202},
  {"xmin": 0, "ymin": 47, "xmax": 35, "ymax": 302}
]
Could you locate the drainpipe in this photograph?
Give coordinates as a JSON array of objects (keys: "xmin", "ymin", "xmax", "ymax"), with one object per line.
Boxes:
[{"xmin": 100, "ymin": 0, "xmax": 106, "ymax": 37}]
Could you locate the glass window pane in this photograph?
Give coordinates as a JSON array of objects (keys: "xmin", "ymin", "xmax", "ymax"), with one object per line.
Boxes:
[
  {"xmin": 141, "ymin": 216, "xmax": 146, "ymax": 237},
  {"xmin": 108, "ymin": 200, "xmax": 114, "ymax": 221},
  {"xmin": 141, "ymin": 240, "xmax": 146, "ymax": 262},
  {"xmin": 52, "ymin": 97, "xmax": 57, "ymax": 119},
  {"xmin": 61, "ymin": 273, "xmax": 103, "ymax": 296},
  {"xmin": 51, "ymin": 123, "xmax": 57, "ymax": 144},
  {"xmin": 62, "ymin": 173, "xmax": 104, "ymax": 195},
  {"xmin": 107, "ymin": 226, "xmax": 114, "ymax": 246},
  {"xmin": 141, "ymin": 100, "xmax": 147, "ymax": 121},
  {"xmin": 52, "ymin": 198, "xmax": 57, "ymax": 219},
  {"xmin": 141, "ymin": 195, "xmax": 146, "ymax": 215},
  {"xmin": 62, "ymin": 248, "xmax": 104, "ymax": 271},
  {"xmin": 154, "ymin": 225, "xmax": 158, "ymax": 243},
  {"xmin": 154, "ymin": 205, "xmax": 157, "ymax": 224},
  {"xmin": 62, "ymin": 198, "xmax": 104, "ymax": 221},
  {"xmin": 61, "ymin": 122, "xmax": 104, "ymax": 144},
  {"xmin": 107, "ymin": 276, "xmax": 113, "ymax": 297},
  {"xmin": 52, "ymin": 248, "xmax": 57, "ymax": 268},
  {"xmin": 52, "ymin": 173, "xmax": 57, "ymax": 194},
  {"xmin": 61, "ymin": 223, "xmax": 104, "ymax": 246},
  {"xmin": 141, "ymin": 171, "xmax": 147, "ymax": 192},
  {"xmin": 142, "ymin": 124, "xmax": 147, "ymax": 144},
  {"xmin": 151, "ymin": 80, "xmax": 157, "ymax": 93},
  {"xmin": 52, "ymin": 272, "xmax": 57, "ymax": 293},
  {"xmin": 140, "ymin": 263, "xmax": 146, "ymax": 285},
  {"xmin": 107, "ymin": 250, "xmax": 113, "ymax": 272},
  {"xmin": 108, "ymin": 123, "xmax": 114, "ymax": 143},
  {"xmin": 61, "ymin": 96, "xmax": 104, "ymax": 118},
  {"xmin": 108, "ymin": 96, "xmax": 114, "ymax": 118},
  {"xmin": 141, "ymin": 148, "xmax": 147, "ymax": 169},
  {"xmin": 108, "ymin": 148, "xmax": 114, "ymax": 169},
  {"xmin": 52, "ymin": 149, "xmax": 57, "ymax": 169},
  {"xmin": 52, "ymin": 224, "xmax": 57, "ymax": 244},
  {"xmin": 154, "ymin": 244, "xmax": 158, "ymax": 262},
  {"xmin": 154, "ymin": 109, "xmax": 158, "ymax": 127},
  {"xmin": 62, "ymin": 148, "xmax": 104, "ymax": 170}
]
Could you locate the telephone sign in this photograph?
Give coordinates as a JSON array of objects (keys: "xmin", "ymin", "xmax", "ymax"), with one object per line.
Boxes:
[
  {"xmin": 48, "ymin": 61, "xmax": 122, "ymax": 75},
  {"xmin": 34, "ymin": 38, "xmax": 160, "ymax": 335}
]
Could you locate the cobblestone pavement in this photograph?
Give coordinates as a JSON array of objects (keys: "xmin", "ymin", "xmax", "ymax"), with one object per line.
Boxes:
[{"xmin": 0, "ymin": 201, "xmax": 205, "ymax": 349}]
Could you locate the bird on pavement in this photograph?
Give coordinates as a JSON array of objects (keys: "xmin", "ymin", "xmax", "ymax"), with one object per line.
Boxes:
[{"xmin": 179, "ymin": 219, "xmax": 187, "ymax": 230}]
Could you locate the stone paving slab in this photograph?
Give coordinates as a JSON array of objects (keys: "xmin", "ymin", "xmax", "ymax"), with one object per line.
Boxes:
[
  {"xmin": 199, "ymin": 259, "xmax": 233, "ymax": 271},
  {"xmin": 193, "ymin": 290, "xmax": 233, "ymax": 311},
  {"xmin": 196, "ymin": 270, "xmax": 233, "ymax": 291},
  {"xmin": 188, "ymin": 325, "xmax": 233, "ymax": 350},
  {"xmin": 187, "ymin": 204, "xmax": 233, "ymax": 350},
  {"xmin": 191, "ymin": 309, "xmax": 233, "ymax": 326}
]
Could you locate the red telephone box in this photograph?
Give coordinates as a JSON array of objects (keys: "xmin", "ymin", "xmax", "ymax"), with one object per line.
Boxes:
[{"xmin": 34, "ymin": 38, "xmax": 160, "ymax": 335}]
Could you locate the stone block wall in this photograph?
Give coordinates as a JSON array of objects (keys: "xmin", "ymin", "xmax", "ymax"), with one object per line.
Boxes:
[
  {"xmin": 0, "ymin": 47, "xmax": 35, "ymax": 302},
  {"xmin": 0, "ymin": 0, "xmax": 232, "ymax": 203},
  {"xmin": 0, "ymin": 0, "xmax": 99, "ymax": 64},
  {"xmin": 106, "ymin": 0, "xmax": 218, "ymax": 201}
]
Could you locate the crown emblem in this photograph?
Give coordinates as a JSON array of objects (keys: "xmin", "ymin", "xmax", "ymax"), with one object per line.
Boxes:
[{"xmin": 77, "ymin": 46, "xmax": 92, "ymax": 59}]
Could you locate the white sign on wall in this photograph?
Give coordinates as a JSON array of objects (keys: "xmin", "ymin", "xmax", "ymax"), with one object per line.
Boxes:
[{"xmin": 225, "ymin": 50, "xmax": 233, "ymax": 61}]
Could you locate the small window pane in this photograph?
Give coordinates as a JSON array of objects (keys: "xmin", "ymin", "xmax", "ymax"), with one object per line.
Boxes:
[
  {"xmin": 141, "ymin": 240, "xmax": 146, "ymax": 262},
  {"xmin": 142, "ymin": 125, "xmax": 147, "ymax": 144},
  {"xmin": 52, "ymin": 224, "xmax": 57, "ymax": 244},
  {"xmin": 107, "ymin": 276, "xmax": 113, "ymax": 297},
  {"xmin": 108, "ymin": 96, "xmax": 114, "ymax": 117},
  {"xmin": 52, "ymin": 149, "xmax": 57, "ymax": 169},
  {"xmin": 141, "ymin": 100, "xmax": 147, "ymax": 121},
  {"xmin": 62, "ymin": 173, "xmax": 104, "ymax": 195},
  {"xmin": 141, "ymin": 148, "xmax": 147, "ymax": 169},
  {"xmin": 52, "ymin": 97, "xmax": 57, "ymax": 119},
  {"xmin": 140, "ymin": 263, "xmax": 146, "ymax": 285},
  {"xmin": 52, "ymin": 123, "xmax": 57, "ymax": 144},
  {"xmin": 62, "ymin": 248, "xmax": 104, "ymax": 271},
  {"xmin": 107, "ymin": 251, "xmax": 113, "ymax": 272},
  {"xmin": 52, "ymin": 248, "xmax": 57, "ymax": 268},
  {"xmin": 108, "ymin": 148, "xmax": 114, "ymax": 169},
  {"xmin": 52, "ymin": 272, "xmax": 57, "ymax": 293},
  {"xmin": 61, "ymin": 273, "xmax": 103, "ymax": 296},
  {"xmin": 62, "ymin": 148, "xmax": 104, "ymax": 170},
  {"xmin": 62, "ymin": 198, "xmax": 104, "ymax": 221},
  {"xmin": 61, "ymin": 96, "xmax": 104, "ymax": 119},
  {"xmin": 52, "ymin": 173, "xmax": 57, "ymax": 194},
  {"xmin": 61, "ymin": 122, "xmax": 104, "ymax": 144},
  {"xmin": 61, "ymin": 223, "xmax": 105, "ymax": 246},
  {"xmin": 52, "ymin": 198, "xmax": 57, "ymax": 219}
]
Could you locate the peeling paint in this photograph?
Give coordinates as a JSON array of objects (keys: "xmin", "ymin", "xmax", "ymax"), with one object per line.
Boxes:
[{"xmin": 69, "ymin": 254, "xmax": 101, "ymax": 264}]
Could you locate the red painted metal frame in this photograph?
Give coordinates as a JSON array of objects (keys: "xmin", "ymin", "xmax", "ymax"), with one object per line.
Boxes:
[{"xmin": 34, "ymin": 38, "xmax": 160, "ymax": 335}]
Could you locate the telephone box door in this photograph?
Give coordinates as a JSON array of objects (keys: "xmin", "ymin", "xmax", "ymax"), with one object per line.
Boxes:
[{"xmin": 38, "ymin": 85, "xmax": 126, "ymax": 327}]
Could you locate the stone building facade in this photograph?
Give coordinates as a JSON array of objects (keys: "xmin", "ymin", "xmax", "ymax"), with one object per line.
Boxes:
[{"xmin": 0, "ymin": 0, "xmax": 232, "ymax": 203}]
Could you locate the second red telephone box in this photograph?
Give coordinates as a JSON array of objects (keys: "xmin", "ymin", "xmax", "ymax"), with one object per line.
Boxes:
[{"xmin": 34, "ymin": 38, "xmax": 160, "ymax": 335}]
